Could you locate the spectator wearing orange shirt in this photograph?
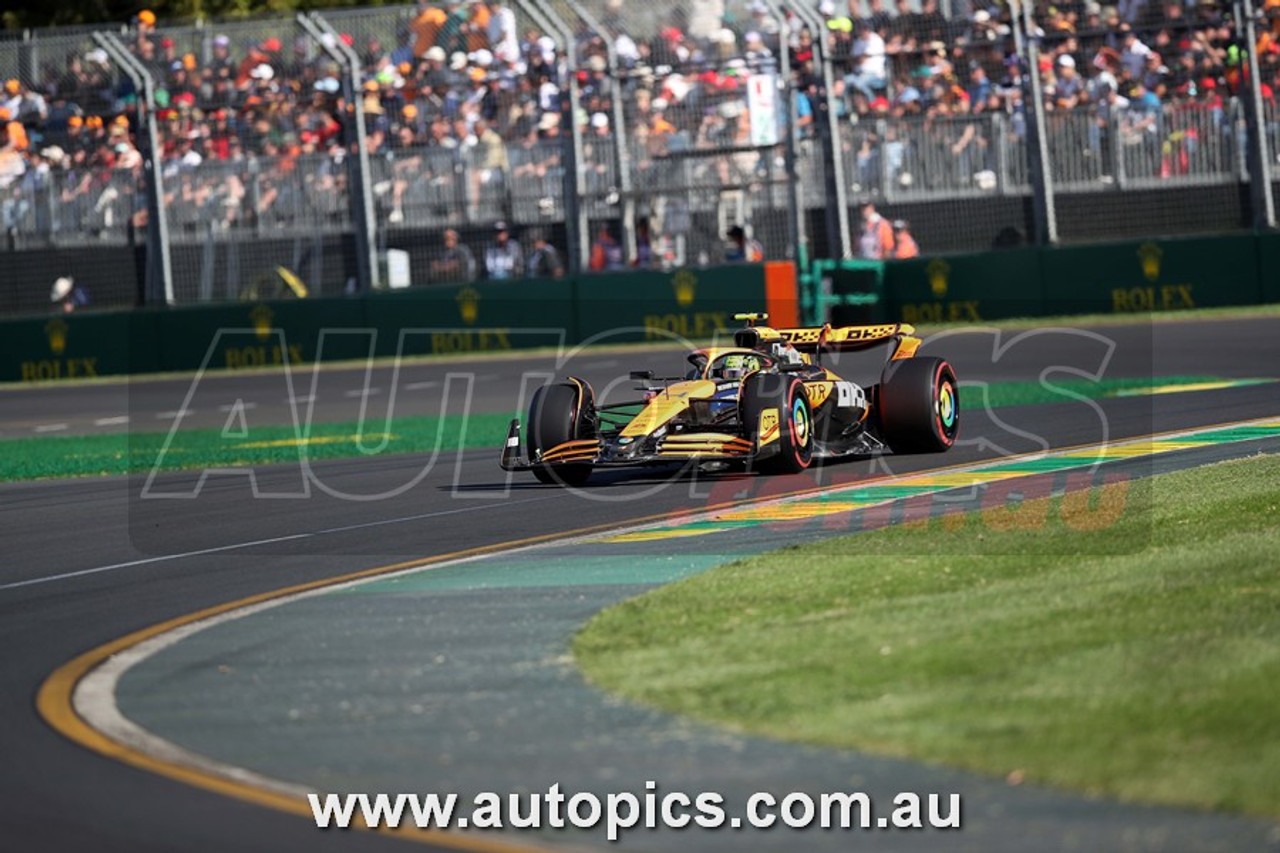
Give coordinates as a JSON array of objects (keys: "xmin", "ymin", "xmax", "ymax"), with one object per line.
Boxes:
[
  {"xmin": 892, "ymin": 220, "xmax": 920, "ymax": 259},
  {"xmin": 411, "ymin": 0, "xmax": 448, "ymax": 57},
  {"xmin": 0, "ymin": 108, "xmax": 28, "ymax": 152},
  {"xmin": 856, "ymin": 200, "xmax": 894, "ymax": 260}
]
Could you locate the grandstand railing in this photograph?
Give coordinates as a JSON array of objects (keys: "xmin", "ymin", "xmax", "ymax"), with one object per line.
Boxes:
[{"xmin": 1, "ymin": 0, "xmax": 1275, "ymax": 312}]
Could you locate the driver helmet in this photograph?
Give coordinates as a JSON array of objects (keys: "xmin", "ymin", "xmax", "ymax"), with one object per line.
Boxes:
[{"xmin": 718, "ymin": 353, "xmax": 761, "ymax": 379}]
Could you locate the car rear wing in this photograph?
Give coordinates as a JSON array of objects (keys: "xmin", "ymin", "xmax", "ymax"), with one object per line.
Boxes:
[
  {"xmin": 777, "ymin": 324, "xmax": 915, "ymax": 351},
  {"xmin": 735, "ymin": 322, "xmax": 919, "ymax": 354}
]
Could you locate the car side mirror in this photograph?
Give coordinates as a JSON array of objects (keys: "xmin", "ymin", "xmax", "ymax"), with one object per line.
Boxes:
[{"xmin": 630, "ymin": 370, "xmax": 654, "ymax": 380}]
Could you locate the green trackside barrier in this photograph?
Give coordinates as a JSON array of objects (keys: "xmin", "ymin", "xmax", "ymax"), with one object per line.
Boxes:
[
  {"xmin": 362, "ymin": 276, "xmax": 578, "ymax": 358},
  {"xmin": 151, "ymin": 297, "xmax": 370, "ymax": 373},
  {"xmin": 881, "ymin": 246, "xmax": 1044, "ymax": 323},
  {"xmin": 1256, "ymin": 231, "xmax": 1280, "ymax": 305},
  {"xmin": 1040, "ymin": 234, "xmax": 1262, "ymax": 315},
  {"xmin": 3, "ymin": 241, "xmax": 1274, "ymax": 385},
  {"xmin": 574, "ymin": 265, "xmax": 767, "ymax": 345},
  {"xmin": 804, "ymin": 259, "xmax": 885, "ymax": 326},
  {"xmin": 0, "ymin": 310, "xmax": 157, "ymax": 383}
]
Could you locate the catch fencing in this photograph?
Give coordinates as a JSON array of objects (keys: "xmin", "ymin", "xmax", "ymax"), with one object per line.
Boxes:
[{"xmin": 0, "ymin": 0, "xmax": 1275, "ymax": 315}]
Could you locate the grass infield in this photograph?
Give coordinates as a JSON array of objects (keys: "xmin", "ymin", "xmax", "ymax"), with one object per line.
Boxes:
[
  {"xmin": 574, "ymin": 454, "xmax": 1280, "ymax": 816},
  {"xmin": 0, "ymin": 375, "xmax": 1259, "ymax": 483},
  {"xmin": 0, "ymin": 413, "xmax": 516, "ymax": 482}
]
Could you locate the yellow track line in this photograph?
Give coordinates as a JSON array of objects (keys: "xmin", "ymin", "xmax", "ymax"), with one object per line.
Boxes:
[{"xmin": 36, "ymin": 414, "xmax": 1280, "ymax": 850}]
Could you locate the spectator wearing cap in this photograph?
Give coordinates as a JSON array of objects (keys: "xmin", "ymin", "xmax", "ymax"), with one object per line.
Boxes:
[
  {"xmin": 0, "ymin": 107, "xmax": 29, "ymax": 153},
  {"xmin": 136, "ymin": 9, "xmax": 156, "ymax": 36},
  {"xmin": 485, "ymin": 220, "xmax": 523, "ymax": 279},
  {"xmin": 966, "ymin": 63, "xmax": 993, "ymax": 105},
  {"xmin": 2, "ymin": 79, "xmax": 22, "ymax": 119},
  {"xmin": 743, "ymin": 32, "xmax": 776, "ymax": 74},
  {"xmin": 1053, "ymin": 54, "xmax": 1085, "ymax": 109},
  {"xmin": 12, "ymin": 79, "xmax": 46, "ymax": 130},
  {"xmin": 209, "ymin": 35, "xmax": 235, "ymax": 76},
  {"xmin": 750, "ymin": 0, "xmax": 781, "ymax": 38},
  {"xmin": 891, "ymin": 220, "xmax": 919, "ymax": 259},
  {"xmin": 724, "ymin": 224, "xmax": 765, "ymax": 264},
  {"xmin": 525, "ymin": 228, "xmax": 565, "ymax": 279},
  {"xmin": 1141, "ymin": 51, "xmax": 1170, "ymax": 93},
  {"xmin": 846, "ymin": 22, "xmax": 888, "ymax": 102},
  {"xmin": 50, "ymin": 276, "xmax": 90, "ymax": 313}
]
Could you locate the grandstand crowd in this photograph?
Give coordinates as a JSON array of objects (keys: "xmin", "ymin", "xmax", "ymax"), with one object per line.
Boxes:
[{"xmin": 1, "ymin": 0, "xmax": 1274, "ymax": 268}]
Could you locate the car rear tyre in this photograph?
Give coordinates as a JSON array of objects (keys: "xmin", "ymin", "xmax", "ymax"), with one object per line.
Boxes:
[
  {"xmin": 877, "ymin": 357, "xmax": 958, "ymax": 453},
  {"xmin": 742, "ymin": 373, "xmax": 814, "ymax": 474},
  {"xmin": 528, "ymin": 381, "xmax": 595, "ymax": 486}
]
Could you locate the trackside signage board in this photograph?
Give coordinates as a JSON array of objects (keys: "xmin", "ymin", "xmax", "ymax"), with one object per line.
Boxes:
[
  {"xmin": 0, "ymin": 265, "xmax": 781, "ymax": 383},
  {"xmin": 878, "ymin": 234, "xmax": 1269, "ymax": 323},
  {"xmin": 883, "ymin": 246, "xmax": 1043, "ymax": 323}
]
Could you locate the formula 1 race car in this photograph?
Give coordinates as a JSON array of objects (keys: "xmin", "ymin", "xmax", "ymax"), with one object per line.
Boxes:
[{"xmin": 500, "ymin": 313, "xmax": 958, "ymax": 485}]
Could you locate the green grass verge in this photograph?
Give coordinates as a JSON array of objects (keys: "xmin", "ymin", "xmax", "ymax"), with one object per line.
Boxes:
[
  {"xmin": 0, "ymin": 374, "xmax": 1264, "ymax": 483},
  {"xmin": 0, "ymin": 413, "xmax": 516, "ymax": 481},
  {"xmin": 574, "ymin": 454, "xmax": 1280, "ymax": 816}
]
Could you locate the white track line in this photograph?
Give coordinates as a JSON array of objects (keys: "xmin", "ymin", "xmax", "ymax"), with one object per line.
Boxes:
[
  {"xmin": 57, "ymin": 414, "xmax": 1280, "ymax": 837},
  {"xmin": 34, "ymin": 423, "xmax": 69, "ymax": 433},
  {"xmin": 94, "ymin": 416, "xmax": 130, "ymax": 427},
  {"xmin": 0, "ymin": 496, "xmax": 558, "ymax": 593}
]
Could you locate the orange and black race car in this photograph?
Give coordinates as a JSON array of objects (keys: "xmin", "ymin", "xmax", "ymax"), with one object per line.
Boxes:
[{"xmin": 500, "ymin": 313, "xmax": 958, "ymax": 485}]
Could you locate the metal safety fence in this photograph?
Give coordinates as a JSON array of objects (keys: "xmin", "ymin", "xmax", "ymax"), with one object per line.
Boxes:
[{"xmin": 1, "ymin": 0, "xmax": 1276, "ymax": 315}]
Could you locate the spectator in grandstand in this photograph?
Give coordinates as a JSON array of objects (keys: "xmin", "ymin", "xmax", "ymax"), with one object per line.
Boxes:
[
  {"xmin": 431, "ymin": 228, "xmax": 478, "ymax": 283},
  {"xmin": 633, "ymin": 218, "xmax": 655, "ymax": 269},
  {"xmin": 589, "ymin": 225, "xmax": 625, "ymax": 271},
  {"xmin": 892, "ymin": 220, "xmax": 920, "ymax": 259},
  {"xmin": 856, "ymin": 201, "xmax": 895, "ymax": 260},
  {"xmin": 484, "ymin": 220, "xmax": 523, "ymax": 279},
  {"xmin": 470, "ymin": 118, "xmax": 509, "ymax": 213},
  {"xmin": 1119, "ymin": 26, "xmax": 1154, "ymax": 78},
  {"xmin": 525, "ymin": 228, "xmax": 565, "ymax": 279},
  {"xmin": 724, "ymin": 225, "xmax": 765, "ymax": 264},
  {"xmin": 50, "ymin": 276, "xmax": 90, "ymax": 313},
  {"xmin": 0, "ymin": 107, "xmax": 29, "ymax": 155},
  {"xmin": 846, "ymin": 21, "xmax": 889, "ymax": 102},
  {"xmin": 1051, "ymin": 54, "xmax": 1086, "ymax": 109}
]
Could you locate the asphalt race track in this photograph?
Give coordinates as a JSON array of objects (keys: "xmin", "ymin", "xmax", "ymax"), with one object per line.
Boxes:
[{"xmin": 1, "ymin": 316, "xmax": 1278, "ymax": 853}]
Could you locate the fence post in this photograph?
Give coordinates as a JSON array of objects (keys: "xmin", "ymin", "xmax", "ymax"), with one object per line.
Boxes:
[
  {"xmin": 762, "ymin": 0, "xmax": 809, "ymax": 268},
  {"xmin": 789, "ymin": 0, "xmax": 853, "ymax": 260},
  {"xmin": 1237, "ymin": 0, "xmax": 1277, "ymax": 229},
  {"xmin": 303, "ymin": 12, "xmax": 380, "ymax": 293},
  {"xmin": 515, "ymin": 0, "xmax": 588, "ymax": 274},
  {"xmin": 559, "ymin": 0, "xmax": 637, "ymax": 265},
  {"xmin": 1010, "ymin": 0, "xmax": 1059, "ymax": 244},
  {"xmin": 994, "ymin": 112, "xmax": 1010, "ymax": 194},
  {"xmin": 95, "ymin": 31, "xmax": 175, "ymax": 306}
]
